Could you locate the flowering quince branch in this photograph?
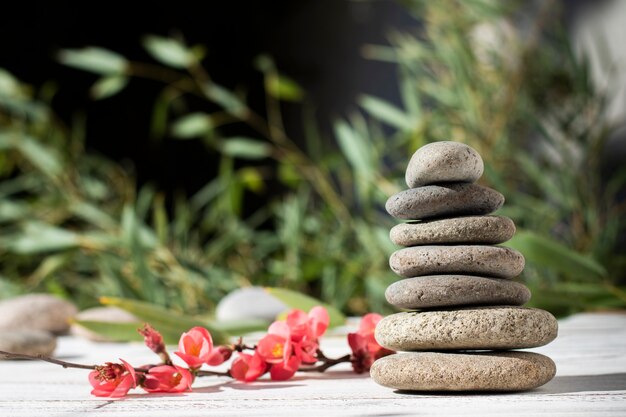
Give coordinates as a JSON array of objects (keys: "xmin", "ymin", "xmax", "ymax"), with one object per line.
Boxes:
[{"xmin": 0, "ymin": 308, "xmax": 394, "ymax": 398}]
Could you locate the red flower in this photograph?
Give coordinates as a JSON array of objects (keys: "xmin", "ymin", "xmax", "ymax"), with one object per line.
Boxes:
[
  {"xmin": 206, "ymin": 345, "xmax": 233, "ymax": 366},
  {"xmin": 348, "ymin": 313, "xmax": 395, "ymax": 373},
  {"xmin": 285, "ymin": 306, "xmax": 329, "ymax": 364},
  {"xmin": 142, "ymin": 365, "xmax": 193, "ymax": 393},
  {"xmin": 174, "ymin": 326, "xmax": 214, "ymax": 369},
  {"xmin": 230, "ymin": 352, "xmax": 267, "ymax": 382},
  {"xmin": 88, "ymin": 359, "xmax": 136, "ymax": 398},
  {"xmin": 138, "ymin": 323, "xmax": 170, "ymax": 363}
]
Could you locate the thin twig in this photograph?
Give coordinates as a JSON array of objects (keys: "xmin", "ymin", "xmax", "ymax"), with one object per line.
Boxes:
[{"xmin": 0, "ymin": 350, "xmax": 97, "ymax": 370}]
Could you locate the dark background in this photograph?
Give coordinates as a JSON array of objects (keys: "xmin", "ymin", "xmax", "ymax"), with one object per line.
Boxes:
[{"xmin": 0, "ymin": 0, "xmax": 413, "ymax": 198}]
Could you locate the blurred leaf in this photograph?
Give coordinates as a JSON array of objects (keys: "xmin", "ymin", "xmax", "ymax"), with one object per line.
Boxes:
[
  {"xmin": 0, "ymin": 68, "xmax": 21, "ymax": 97},
  {"xmin": 72, "ymin": 320, "xmax": 184, "ymax": 344},
  {"xmin": 0, "ymin": 200, "xmax": 29, "ymax": 222},
  {"xmin": 220, "ymin": 137, "xmax": 271, "ymax": 160},
  {"xmin": 16, "ymin": 136, "xmax": 63, "ymax": 177},
  {"xmin": 508, "ymin": 230, "xmax": 606, "ymax": 280},
  {"xmin": 202, "ymin": 83, "xmax": 247, "ymax": 118},
  {"xmin": 100, "ymin": 297, "xmax": 230, "ymax": 344},
  {"xmin": 58, "ymin": 47, "xmax": 128, "ymax": 75},
  {"xmin": 265, "ymin": 287, "xmax": 346, "ymax": 328},
  {"xmin": 359, "ymin": 95, "xmax": 414, "ymax": 130},
  {"xmin": 266, "ymin": 74, "xmax": 304, "ymax": 102},
  {"xmin": 90, "ymin": 76, "xmax": 128, "ymax": 100},
  {"xmin": 239, "ymin": 167, "xmax": 265, "ymax": 192},
  {"xmin": 211, "ymin": 319, "xmax": 269, "ymax": 335},
  {"xmin": 143, "ymin": 36, "xmax": 193, "ymax": 69},
  {"xmin": 171, "ymin": 113, "xmax": 212, "ymax": 139},
  {"xmin": 334, "ymin": 120, "xmax": 374, "ymax": 180},
  {"xmin": 7, "ymin": 222, "xmax": 81, "ymax": 254}
]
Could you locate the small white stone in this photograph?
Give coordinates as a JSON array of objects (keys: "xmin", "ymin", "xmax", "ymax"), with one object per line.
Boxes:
[{"xmin": 216, "ymin": 287, "xmax": 287, "ymax": 322}]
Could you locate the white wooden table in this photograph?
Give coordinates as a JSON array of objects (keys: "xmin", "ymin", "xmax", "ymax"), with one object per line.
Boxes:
[{"xmin": 1, "ymin": 312, "xmax": 625, "ymax": 417}]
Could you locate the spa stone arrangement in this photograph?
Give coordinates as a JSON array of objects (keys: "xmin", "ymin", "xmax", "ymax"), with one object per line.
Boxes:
[{"xmin": 371, "ymin": 141, "xmax": 558, "ymax": 392}]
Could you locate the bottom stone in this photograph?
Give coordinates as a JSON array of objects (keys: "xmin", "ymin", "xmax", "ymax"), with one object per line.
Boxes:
[{"xmin": 371, "ymin": 351, "xmax": 555, "ymax": 392}]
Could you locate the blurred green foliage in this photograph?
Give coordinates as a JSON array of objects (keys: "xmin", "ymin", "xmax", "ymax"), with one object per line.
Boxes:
[{"xmin": 0, "ymin": 0, "xmax": 624, "ymax": 317}]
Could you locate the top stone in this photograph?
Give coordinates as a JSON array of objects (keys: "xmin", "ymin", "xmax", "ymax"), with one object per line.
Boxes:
[{"xmin": 406, "ymin": 141, "xmax": 484, "ymax": 188}]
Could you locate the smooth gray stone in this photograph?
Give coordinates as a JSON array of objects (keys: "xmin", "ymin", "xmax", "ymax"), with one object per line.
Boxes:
[
  {"xmin": 385, "ymin": 183, "xmax": 504, "ymax": 220},
  {"xmin": 375, "ymin": 307, "xmax": 558, "ymax": 351},
  {"xmin": 0, "ymin": 294, "xmax": 77, "ymax": 334},
  {"xmin": 405, "ymin": 141, "xmax": 484, "ymax": 188},
  {"xmin": 390, "ymin": 215, "xmax": 515, "ymax": 246},
  {"xmin": 71, "ymin": 307, "xmax": 139, "ymax": 342},
  {"xmin": 371, "ymin": 351, "xmax": 556, "ymax": 392},
  {"xmin": 389, "ymin": 245, "xmax": 525, "ymax": 278},
  {"xmin": 216, "ymin": 287, "xmax": 287, "ymax": 322},
  {"xmin": 0, "ymin": 330, "xmax": 57, "ymax": 358},
  {"xmin": 385, "ymin": 275, "xmax": 531, "ymax": 309}
]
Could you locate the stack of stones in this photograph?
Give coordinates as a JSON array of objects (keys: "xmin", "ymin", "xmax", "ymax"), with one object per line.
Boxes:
[{"xmin": 370, "ymin": 141, "xmax": 558, "ymax": 392}]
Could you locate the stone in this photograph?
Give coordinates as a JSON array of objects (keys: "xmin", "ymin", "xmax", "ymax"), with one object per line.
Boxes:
[
  {"xmin": 0, "ymin": 294, "xmax": 77, "ymax": 334},
  {"xmin": 405, "ymin": 141, "xmax": 484, "ymax": 188},
  {"xmin": 390, "ymin": 215, "xmax": 515, "ymax": 246},
  {"xmin": 375, "ymin": 307, "xmax": 558, "ymax": 351},
  {"xmin": 385, "ymin": 184, "xmax": 504, "ymax": 220},
  {"xmin": 71, "ymin": 307, "xmax": 139, "ymax": 342},
  {"xmin": 0, "ymin": 330, "xmax": 57, "ymax": 358},
  {"xmin": 371, "ymin": 351, "xmax": 556, "ymax": 391},
  {"xmin": 389, "ymin": 245, "xmax": 525, "ymax": 278},
  {"xmin": 216, "ymin": 287, "xmax": 287, "ymax": 322},
  {"xmin": 385, "ymin": 275, "xmax": 531, "ymax": 309}
]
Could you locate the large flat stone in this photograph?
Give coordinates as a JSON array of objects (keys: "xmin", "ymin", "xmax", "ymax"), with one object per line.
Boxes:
[
  {"xmin": 0, "ymin": 330, "xmax": 57, "ymax": 358},
  {"xmin": 0, "ymin": 294, "xmax": 77, "ymax": 334},
  {"xmin": 389, "ymin": 245, "xmax": 525, "ymax": 278},
  {"xmin": 390, "ymin": 216, "xmax": 515, "ymax": 246},
  {"xmin": 375, "ymin": 307, "xmax": 558, "ymax": 351},
  {"xmin": 371, "ymin": 351, "xmax": 556, "ymax": 391},
  {"xmin": 385, "ymin": 275, "xmax": 530, "ymax": 309},
  {"xmin": 385, "ymin": 183, "xmax": 504, "ymax": 220},
  {"xmin": 405, "ymin": 141, "xmax": 484, "ymax": 188}
]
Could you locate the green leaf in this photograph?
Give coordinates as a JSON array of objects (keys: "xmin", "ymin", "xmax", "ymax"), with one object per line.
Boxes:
[
  {"xmin": 7, "ymin": 222, "xmax": 81, "ymax": 254},
  {"xmin": 264, "ymin": 287, "xmax": 346, "ymax": 328},
  {"xmin": 220, "ymin": 137, "xmax": 272, "ymax": 160},
  {"xmin": 334, "ymin": 120, "xmax": 373, "ymax": 180},
  {"xmin": 58, "ymin": 47, "xmax": 128, "ymax": 75},
  {"xmin": 266, "ymin": 74, "xmax": 304, "ymax": 102},
  {"xmin": 171, "ymin": 113, "xmax": 212, "ymax": 138},
  {"xmin": 72, "ymin": 320, "xmax": 184, "ymax": 344},
  {"xmin": 16, "ymin": 136, "xmax": 63, "ymax": 177},
  {"xmin": 100, "ymin": 297, "xmax": 229, "ymax": 344},
  {"xmin": 90, "ymin": 76, "xmax": 128, "ymax": 100},
  {"xmin": 202, "ymin": 83, "xmax": 247, "ymax": 117},
  {"xmin": 0, "ymin": 68, "xmax": 21, "ymax": 97},
  {"xmin": 143, "ymin": 36, "xmax": 193, "ymax": 69},
  {"xmin": 507, "ymin": 230, "xmax": 606, "ymax": 279},
  {"xmin": 211, "ymin": 319, "xmax": 269, "ymax": 335},
  {"xmin": 359, "ymin": 95, "xmax": 414, "ymax": 130}
]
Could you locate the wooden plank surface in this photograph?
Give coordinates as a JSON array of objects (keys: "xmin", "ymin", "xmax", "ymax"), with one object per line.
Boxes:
[{"xmin": 1, "ymin": 312, "xmax": 625, "ymax": 417}]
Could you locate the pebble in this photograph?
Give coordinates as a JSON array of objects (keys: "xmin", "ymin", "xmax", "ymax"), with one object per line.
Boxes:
[
  {"xmin": 374, "ymin": 307, "xmax": 558, "ymax": 351},
  {"xmin": 216, "ymin": 287, "xmax": 287, "ymax": 322},
  {"xmin": 71, "ymin": 307, "xmax": 139, "ymax": 342},
  {"xmin": 0, "ymin": 330, "xmax": 57, "ymax": 358},
  {"xmin": 389, "ymin": 245, "xmax": 525, "ymax": 278},
  {"xmin": 371, "ymin": 351, "xmax": 556, "ymax": 391},
  {"xmin": 385, "ymin": 275, "xmax": 531, "ymax": 309},
  {"xmin": 405, "ymin": 141, "xmax": 484, "ymax": 188},
  {"xmin": 385, "ymin": 183, "xmax": 504, "ymax": 220},
  {"xmin": 0, "ymin": 294, "xmax": 77, "ymax": 334},
  {"xmin": 390, "ymin": 215, "xmax": 515, "ymax": 246}
]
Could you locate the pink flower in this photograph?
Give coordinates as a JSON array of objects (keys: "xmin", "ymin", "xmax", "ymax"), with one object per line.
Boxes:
[
  {"xmin": 206, "ymin": 345, "xmax": 233, "ymax": 366},
  {"xmin": 257, "ymin": 321, "xmax": 292, "ymax": 364},
  {"xmin": 175, "ymin": 326, "xmax": 214, "ymax": 369},
  {"xmin": 286, "ymin": 306, "xmax": 329, "ymax": 364},
  {"xmin": 230, "ymin": 352, "xmax": 267, "ymax": 382},
  {"xmin": 348, "ymin": 313, "xmax": 395, "ymax": 373},
  {"xmin": 88, "ymin": 359, "xmax": 136, "ymax": 398},
  {"xmin": 138, "ymin": 323, "xmax": 169, "ymax": 362},
  {"xmin": 142, "ymin": 365, "xmax": 193, "ymax": 393}
]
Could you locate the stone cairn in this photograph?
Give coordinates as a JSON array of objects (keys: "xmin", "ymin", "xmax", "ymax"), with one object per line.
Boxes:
[{"xmin": 371, "ymin": 141, "xmax": 558, "ymax": 392}]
